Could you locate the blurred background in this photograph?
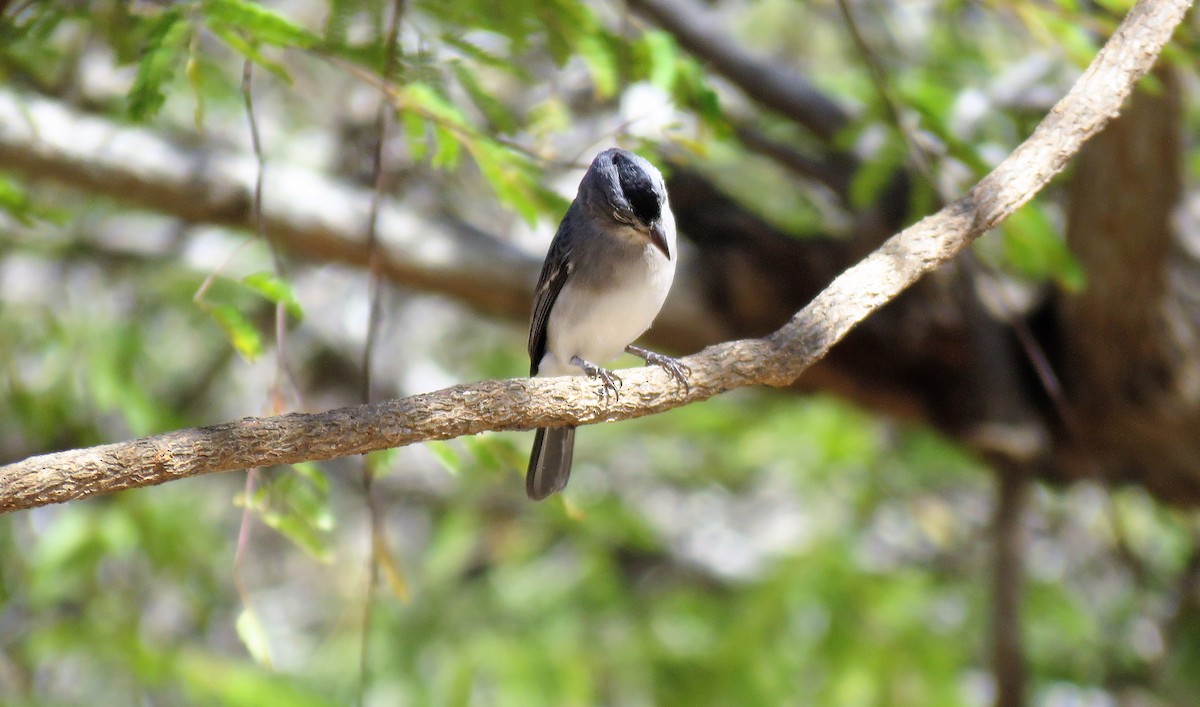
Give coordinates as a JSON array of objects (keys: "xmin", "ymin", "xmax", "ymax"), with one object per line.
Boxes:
[{"xmin": 1, "ymin": 0, "xmax": 1199, "ymax": 705}]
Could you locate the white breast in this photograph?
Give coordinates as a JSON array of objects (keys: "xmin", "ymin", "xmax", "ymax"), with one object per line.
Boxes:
[{"xmin": 538, "ymin": 244, "xmax": 675, "ymax": 377}]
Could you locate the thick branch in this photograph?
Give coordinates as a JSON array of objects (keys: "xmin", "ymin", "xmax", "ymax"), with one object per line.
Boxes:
[
  {"xmin": 0, "ymin": 92, "xmax": 535, "ymax": 321},
  {"xmin": 0, "ymin": 0, "xmax": 1190, "ymax": 514},
  {"xmin": 1059, "ymin": 66, "xmax": 1200, "ymax": 498}
]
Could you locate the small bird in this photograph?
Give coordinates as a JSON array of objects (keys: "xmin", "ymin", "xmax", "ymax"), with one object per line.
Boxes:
[{"xmin": 526, "ymin": 147, "xmax": 690, "ymax": 500}]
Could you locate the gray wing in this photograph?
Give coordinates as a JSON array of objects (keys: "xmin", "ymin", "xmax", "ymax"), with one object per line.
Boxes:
[{"xmin": 528, "ymin": 225, "xmax": 574, "ymax": 376}]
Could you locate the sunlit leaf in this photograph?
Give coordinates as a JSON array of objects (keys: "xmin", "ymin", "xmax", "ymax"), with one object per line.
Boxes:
[
  {"xmin": 427, "ymin": 440, "xmax": 462, "ymax": 475},
  {"xmin": 402, "ymin": 111, "xmax": 429, "ymax": 160},
  {"xmin": 451, "ymin": 61, "xmax": 519, "ymax": 133},
  {"xmin": 432, "ymin": 125, "xmax": 462, "ymax": 169},
  {"xmin": 463, "ymin": 435, "xmax": 503, "ymax": 471},
  {"xmin": 235, "ymin": 607, "xmax": 273, "ymax": 668},
  {"xmin": 248, "ymin": 466, "xmax": 334, "ymax": 561},
  {"xmin": 177, "ymin": 651, "xmax": 339, "ymax": 706},
  {"xmin": 186, "ymin": 33, "xmax": 206, "ymax": 130},
  {"xmin": 526, "ymin": 97, "xmax": 571, "ymax": 139},
  {"xmin": 577, "ymin": 34, "xmax": 618, "ymax": 99},
  {"xmin": 675, "ymin": 60, "xmax": 725, "ymax": 129},
  {"xmin": 290, "ymin": 461, "xmax": 329, "ymax": 495},
  {"xmin": 849, "ymin": 132, "xmax": 906, "ymax": 211},
  {"xmin": 203, "ymin": 0, "xmax": 319, "ymax": 49},
  {"xmin": 0, "ymin": 173, "xmax": 34, "ymax": 224},
  {"xmin": 442, "ymin": 33, "xmax": 531, "ymax": 79},
  {"xmin": 467, "ymin": 139, "xmax": 542, "ymax": 224},
  {"xmin": 128, "ymin": 8, "xmax": 190, "ymax": 121},
  {"xmin": 641, "ymin": 30, "xmax": 679, "ymax": 90},
  {"xmin": 242, "ymin": 271, "xmax": 304, "ymax": 321},
  {"xmin": 1001, "ymin": 202, "xmax": 1087, "ymax": 291},
  {"xmin": 205, "ymin": 303, "xmax": 263, "ymax": 361},
  {"xmin": 207, "ymin": 23, "xmax": 294, "ymax": 84}
]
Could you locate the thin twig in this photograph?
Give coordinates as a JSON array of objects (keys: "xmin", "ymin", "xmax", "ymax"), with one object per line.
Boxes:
[
  {"xmin": 358, "ymin": 1, "xmax": 406, "ymax": 702},
  {"xmin": 992, "ymin": 466, "xmax": 1028, "ymax": 707},
  {"xmin": 242, "ymin": 60, "xmax": 293, "ymax": 398},
  {"xmin": 231, "ymin": 58, "xmax": 272, "ymax": 666},
  {"xmin": 834, "ymin": 0, "xmax": 939, "ymax": 188}
]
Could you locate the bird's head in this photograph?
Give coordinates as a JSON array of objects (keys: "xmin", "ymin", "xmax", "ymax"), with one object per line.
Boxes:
[{"xmin": 581, "ymin": 148, "xmax": 674, "ymax": 259}]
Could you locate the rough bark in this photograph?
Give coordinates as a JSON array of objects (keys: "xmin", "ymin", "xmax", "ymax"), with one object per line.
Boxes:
[
  {"xmin": 1058, "ymin": 66, "xmax": 1200, "ymax": 501},
  {"xmin": 0, "ymin": 0, "xmax": 1188, "ymax": 513},
  {"xmin": 991, "ymin": 467, "xmax": 1029, "ymax": 707}
]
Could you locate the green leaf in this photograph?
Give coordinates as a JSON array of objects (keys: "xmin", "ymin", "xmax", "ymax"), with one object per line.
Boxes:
[
  {"xmin": 207, "ymin": 23, "xmax": 294, "ymax": 84},
  {"xmin": 0, "ymin": 173, "xmax": 34, "ymax": 224},
  {"xmin": 467, "ymin": 139, "xmax": 542, "ymax": 224},
  {"xmin": 431, "ymin": 125, "xmax": 462, "ymax": 169},
  {"xmin": 442, "ymin": 33, "xmax": 531, "ymax": 80},
  {"xmin": 451, "ymin": 62, "xmax": 519, "ymax": 134},
  {"xmin": 177, "ymin": 651, "xmax": 339, "ymax": 707},
  {"xmin": 849, "ymin": 132, "xmax": 906, "ymax": 211},
  {"xmin": 128, "ymin": 8, "xmax": 190, "ymax": 121},
  {"xmin": 322, "ymin": 0, "xmax": 355, "ymax": 44},
  {"xmin": 675, "ymin": 60, "xmax": 724, "ymax": 129},
  {"xmin": 402, "ymin": 112, "xmax": 429, "ymax": 160},
  {"xmin": 203, "ymin": 0, "xmax": 319, "ymax": 49},
  {"xmin": 463, "ymin": 435, "xmax": 503, "ymax": 471},
  {"xmin": 290, "ymin": 461, "xmax": 329, "ymax": 495},
  {"xmin": 526, "ymin": 97, "xmax": 571, "ymax": 140},
  {"xmin": 402, "ymin": 82, "xmax": 471, "ymax": 130},
  {"xmin": 1001, "ymin": 203, "xmax": 1087, "ymax": 292},
  {"xmin": 427, "ymin": 440, "xmax": 462, "ymax": 475},
  {"xmin": 577, "ymin": 33, "xmax": 618, "ymax": 99},
  {"xmin": 242, "ymin": 271, "xmax": 304, "ymax": 321},
  {"xmin": 235, "ymin": 608, "xmax": 273, "ymax": 668},
  {"xmin": 205, "ymin": 303, "xmax": 263, "ymax": 361},
  {"xmin": 241, "ymin": 465, "xmax": 333, "ymax": 561},
  {"xmin": 641, "ymin": 30, "xmax": 679, "ymax": 90},
  {"xmin": 186, "ymin": 33, "xmax": 206, "ymax": 130}
]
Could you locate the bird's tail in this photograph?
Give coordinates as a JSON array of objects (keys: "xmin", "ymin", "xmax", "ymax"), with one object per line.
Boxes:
[{"xmin": 526, "ymin": 426, "xmax": 576, "ymax": 500}]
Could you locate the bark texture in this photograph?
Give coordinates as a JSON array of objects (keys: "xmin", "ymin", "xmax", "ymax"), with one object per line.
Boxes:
[{"xmin": 1058, "ymin": 67, "xmax": 1200, "ymax": 500}]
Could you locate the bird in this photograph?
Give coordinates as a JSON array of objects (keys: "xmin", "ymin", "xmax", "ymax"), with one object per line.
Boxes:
[{"xmin": 526, "ymin": 147, "xmax": 690, "ymax": 500}]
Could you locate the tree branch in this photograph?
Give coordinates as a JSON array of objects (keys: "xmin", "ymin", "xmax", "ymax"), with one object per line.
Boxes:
[
  {"xmin": 626, "ymin": 0, "xmax": 850, "ymax": 140},
  {"xmin": 0, "ymin": 91, "xmax": 535, "ymax": 322},
  {"xmin": 0, "ymin": 0, "xmax": 1190, "ymax": 514}
]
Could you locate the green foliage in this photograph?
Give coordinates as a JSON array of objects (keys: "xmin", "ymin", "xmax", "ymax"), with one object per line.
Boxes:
[
  {"xmin": 235, "ymin": 607, "xmax": 275, "ymax": 668},
  {"xmin": 242, "ymin": 271, "xmax": 305, "ymax": 321},
  {"xmin": 204, "ymin": 303, "xmax": 265, "ymax": 361},
  {"xmin": 1000, "ymin": 202, "xmax": 1087, "ymax": 291},
  {"xmin": 203, "ymin": 0, "xmax": 320, "ymax": 51},
  {"xmin": 242, "ymin": 463, "xmax": 334, "ymax": 561},
  {"xmin": 128, "ymin": 8, "xmax": 191, "ymax": 121}
]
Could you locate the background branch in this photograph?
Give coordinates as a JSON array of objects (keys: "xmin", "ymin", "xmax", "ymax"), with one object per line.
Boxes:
[{"xmin": 626, "ymin": 0, "xmax": 849, "ymax": 140}]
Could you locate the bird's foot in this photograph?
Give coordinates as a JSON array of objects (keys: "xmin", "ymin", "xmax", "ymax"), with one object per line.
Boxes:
[
  {"xmin": 570, "ymin": 355, "xmax": 623, "ymax": 403},
  {"xmin": 625, "ymin": 345, "xmax": 691, "ymax": 393}
]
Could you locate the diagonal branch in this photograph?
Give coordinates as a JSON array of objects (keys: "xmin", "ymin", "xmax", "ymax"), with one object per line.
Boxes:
[{"xmin": 0, "ymin": 0, "xmax": 1190, "ymax": 514}]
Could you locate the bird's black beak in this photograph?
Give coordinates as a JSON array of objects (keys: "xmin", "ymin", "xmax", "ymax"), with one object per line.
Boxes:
[{"xmin": 647, "ymin": 222, "xmax": 670, "ymax": 259}]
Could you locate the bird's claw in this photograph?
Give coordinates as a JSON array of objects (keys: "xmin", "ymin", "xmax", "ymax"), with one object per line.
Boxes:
[
  {"xmin": 571, "ymin": 356, "xmax": 623, "ymax": 403},
  {"xmin": 642, "ymin": 351, "xmax": 691, "ymax": 393}
]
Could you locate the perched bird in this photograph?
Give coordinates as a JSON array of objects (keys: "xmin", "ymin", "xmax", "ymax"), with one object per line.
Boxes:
[{"xmin": 526, "ymin": 147, "xmax": 689, "ymax": 500}]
